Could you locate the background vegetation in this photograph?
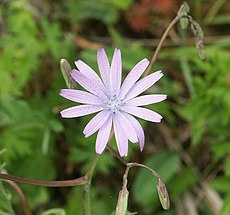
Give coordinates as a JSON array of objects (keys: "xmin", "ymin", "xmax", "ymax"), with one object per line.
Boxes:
[{"xmin": 0, "ymin": 0, "xmax": 230, "ymax": 214}]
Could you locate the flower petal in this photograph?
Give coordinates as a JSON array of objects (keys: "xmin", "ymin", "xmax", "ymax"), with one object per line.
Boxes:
[
  {"xmin": 95, "ymin": 114, "xmax": 113, "ymax": 154},
  {"xmin": 124, "ymin": 70, "xmax": 163, "ymax": 101},
  {"xmin": 60, "ymin": 89, "xmax": 103, "ymax": 105},
  {"xmin": 113, "ymin": 113, "xmax": 128, "ymax": 157},
  {"xmin": 123, "ymin": 113, "xmax": 145, "ymax": 151},
  {"xmin": 60, "ymin": 105, "xmax": 103, "ymax": 118},
  {"xmin": 116, "ymin": 112, "xmax": 138, "ymax": 143},
  {"xmin": 83, "ymin": 110, "xmax": 111, "ymax": 138},
  {"xmin": 119, "ymin": 58, "xmax": 149, "ymax": 99},
  {"xmin": 110, "ymin": 48, "xmax": 122, "ymax": 95},
  {"xmin": 122, "ymin": 106, "xmax": 163, "ymax": 123},
  {"xmin": 97, "ymin": 48, "xmax": 110, "ymax": 90},
  {"xmin": 75, "ymin": 60, "xmax": 107, "ymax": 93},
  {"xmin": 70, "ymin": 69, "xmax": 107, "ymax": 99},
  {"xmin": 126, "ymin": 94, "xmax": 167, "ymax": 106}
]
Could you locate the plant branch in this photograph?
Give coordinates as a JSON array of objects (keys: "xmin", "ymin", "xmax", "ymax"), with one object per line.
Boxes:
[
  {"xmin": 5, "ymin": 180, "xmax": 32, "ymax": 215},
  {"xmin": 145, "ymin": 16, "xmax": 180, "ymax": 76},
  {"xmin": 0, "ymin": 173, "xmax": 87, "ymax": 187},
  {"xmin": 83, "ymin": 155, "xmax": 99, "ymax": 215}
]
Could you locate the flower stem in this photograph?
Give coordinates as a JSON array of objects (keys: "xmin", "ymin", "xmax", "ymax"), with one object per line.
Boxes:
[
  {"xmin": 5, "ymin": 180, "xmax": 32, "ymax": 215},
  {"xmin": 83, "ymin": 182, "xmax": 91, "ymax": 215},
  {"xmin": 145, "ymin": 16, "xmax": 180, "ymax": 76},
  {"xmin": 127, "ymin": 162, "xmax": 161, "ymax": 180},
  {"xmin": 83, "ymin": 155, "xmax": 99, "ymax": 215},
  {"xmin": 0, "ymin": 173, "xmax": 87, "ymax": 187}
]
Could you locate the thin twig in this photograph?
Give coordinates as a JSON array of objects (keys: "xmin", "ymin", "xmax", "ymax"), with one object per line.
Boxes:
[
  {"xmin": 145, "ymin": 16, "xmax": 180, "ymax": 76},
  {"xmin": 106, "ymin": 144, "xmax": 127, "ymax": 165},
  {"xmin": 5, "ymin": 180, "xmax": 32, "ymax": 215},
  {"xmin": 0, "ymin": 173, "xmax": 87, "ymax": 187},
  {"xmin": 128, "ymin": 162, "xmax": 161, "ymax": 179}
]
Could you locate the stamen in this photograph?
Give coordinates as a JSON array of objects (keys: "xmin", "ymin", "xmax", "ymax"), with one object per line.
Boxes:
[{"xmin": 106, "ymin": 95, "xmax": 124, "ymax": 113}]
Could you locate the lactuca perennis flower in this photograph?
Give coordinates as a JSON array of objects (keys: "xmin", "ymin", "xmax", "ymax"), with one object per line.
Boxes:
[{"xmin": 60, "ymin": 48, "xmax": 166, "ymax": 157}]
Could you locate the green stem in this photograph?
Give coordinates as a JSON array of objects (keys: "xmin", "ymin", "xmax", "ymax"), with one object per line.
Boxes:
[
  {"xmin": 83, "ymin": 182, "xmax": 91, "ymax": 215},
  {"xmin": 83, "ymin": 155, "xmax": 99, "ymax": 215}
]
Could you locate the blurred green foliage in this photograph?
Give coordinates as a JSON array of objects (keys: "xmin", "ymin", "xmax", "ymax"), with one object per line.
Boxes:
[{"xmin": 0, "ymin": 0, "xmax": 230, "ymax": 214}]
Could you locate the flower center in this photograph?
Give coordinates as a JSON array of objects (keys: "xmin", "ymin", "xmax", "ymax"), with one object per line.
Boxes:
[{"xmin": 106, "ymin": 95, "xmax": 124, "ymax": 113}]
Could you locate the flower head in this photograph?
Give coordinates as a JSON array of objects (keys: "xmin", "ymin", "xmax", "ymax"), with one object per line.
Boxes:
[{"xmin": 60, "ymin": 48, "xmax": 166, "ymax": 157}]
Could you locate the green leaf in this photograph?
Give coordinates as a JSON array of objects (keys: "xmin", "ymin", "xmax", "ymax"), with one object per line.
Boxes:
[
  {"xmin": 111, "ymin": 0, "xmax": 133, "ymax": 9},
  {"xmin": 220, "ymin": 193, "xmax": 230, "ymax": 215},
  {"xmin": 167, "ymin": 166, "xmax": 198, "ymax": 198},
  {"xmin": 212, "ymin": 176, "xmax": 230, "ymax": 193},
  {"xmin": 68, "ymin": 0, "xmax": 119, "ymax": 24}
]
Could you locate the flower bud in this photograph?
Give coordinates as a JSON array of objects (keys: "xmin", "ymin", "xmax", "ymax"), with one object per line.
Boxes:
[
  {"xmin": 60, "ymin": 59, "xmax": 76, "ymax": 89},
  {"xmin": 116, "ymin": 184, "xmax": 129, "ymax": 215},
  {"xmin": 157, "ymin": 179, "xmax": 170, "ymax": 210},
  {"xmin": 180, "ymin": 18, "xmax": 189, "ymax": 30},
  {"xmin": 178, "ymin": 1, "xmax": 190, "ymax": 17}
]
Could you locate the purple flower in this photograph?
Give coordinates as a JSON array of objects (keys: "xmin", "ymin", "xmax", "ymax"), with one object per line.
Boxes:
[{"xmin": 60, "ymin": 48, "xmax": 166, "ymax": 157}]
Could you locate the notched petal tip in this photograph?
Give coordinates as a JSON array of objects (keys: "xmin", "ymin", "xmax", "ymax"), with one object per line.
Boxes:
[
  {"xmin": 143, "ymin": 58, "xmax": 150, "ymax": 63},
  {"xmin": 155, "ymin": 70, "xmax": 163, "ymax": 76},
  {"xmin": 74, "ymin": 60, "xmax": 83, "ymax": 69},
  {"xmin": 96, "ymin": 146, "xmax": 105, "ymax": 154},
  {"xmin": 60, "ymin": 110, "xmax": 67, "ymax": 118},
  {"xmin": 96, "ymin": 149, "xmax": 103, "ymax": 155},
  {"xmin": 97, "ymin": 47, "xmax": 105, "ymax": 53},
  {"xmin": 156, "ymin": 117, "xmax": 163, "ymax": 123},
  {"xmin": 59, "ymin": 89, "xmax": 64, "ymax": 95}
]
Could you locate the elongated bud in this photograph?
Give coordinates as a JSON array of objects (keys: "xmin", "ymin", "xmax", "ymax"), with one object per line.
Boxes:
[
  {"xmin": 116, "ymin": 182, "xmax": 129, "ymax": 215},
  {"xmin": 157, "ymin": 179, "xmax": 170, "ymax": 210},
  {"xmin": 178, "ymin": 1, "xmax": 190, "ymax": 17},
  {"xmin": 180, "ymin": 18, "xmax": 189, "ymax": 30},
  {"xmin": 60, "ymin": 59, "xmax": 77, "ymax": 89},
  {"xmin": 196, "ymin": 38, "xmax": 206, "ymax": 60}
]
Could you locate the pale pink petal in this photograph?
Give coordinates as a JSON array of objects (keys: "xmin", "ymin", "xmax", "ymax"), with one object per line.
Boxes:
[
  {"xmin": 126, "ymin": 94, "xmax": 167, "ymax": 106},
  {"xmin": 113, "ymin": 113, "xmax": 128, "ymax": 157},
  {"xmin": 110, "ymin": 48, "xmax": 122, "ymax": 95},
  {"xmin": 116, "ymin": 112, "xmax": 138, "ymax": 143},
  {"xmin": 83, "ymin": 110, "xmax": 111, "ymax": 138},
  {"xmin": 96, "ymin": 114, "xmax": 113, "ymax": 154},
  {"xmin": 97, "ymin": 48, "xmax": 110, "ymax": 90},
  {"xmin": 123, "ymin": 113, "xmax": 145, "ymax": 151},
  {"xmin": 70, "ymin": 69, "xmax": 107, "ymax": 99},
  {"xmin": 121, "ymin": 106, "xmax": 163, "ymax": 123},
  {"xmin": 75, "ymin": 60, "xmax": 107, "ymax": 94},
  {"xmin": 60, "ymin": 89, "xmax": 103, "ymax": 105},
  {"xmin": 124, "ymin": 70, "xmax": 163, "ymax": 101},
  {"xmin": 60, "ymin": 105, "xmax": 103, "ymax": 118},
  {"xmin": 119, "ymin": 58, "xmax": 149, "ymax": 99}
]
